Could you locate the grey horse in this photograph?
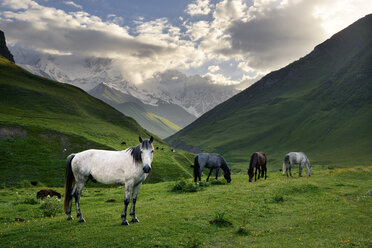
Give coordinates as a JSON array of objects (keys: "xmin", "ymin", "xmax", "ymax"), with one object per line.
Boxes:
[
  {"xmin": 282, "ymin": 152, "xmax": 311, "ymax": 177},
  {"xmin": 193, "ymin": 153, "xmax": 231, "ymax": 183}
]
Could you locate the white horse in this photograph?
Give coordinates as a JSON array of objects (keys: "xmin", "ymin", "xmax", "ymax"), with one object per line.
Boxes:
[
  {"xmin": 64, "ymin": 136, "xmax": 154, "ymax": 225},
  {"xmin": 282, "ymin": 152, "xmax": 311, "ymax": 177}
]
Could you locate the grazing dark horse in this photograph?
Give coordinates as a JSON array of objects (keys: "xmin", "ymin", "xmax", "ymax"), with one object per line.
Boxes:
[
  {"xmin": 193, "ymin": 153, "xmax": 231, "ymax": 183},
  {"xmin": 247, "ymin": 152, "xmax": 267, "ymax": 182},
  {"xmin": 121, "ymin": 141, "xmax": 126, "ymax": 145},
  {"xmin": 37, "ymin": 189, "xmax": 62, "ymax": 199}
]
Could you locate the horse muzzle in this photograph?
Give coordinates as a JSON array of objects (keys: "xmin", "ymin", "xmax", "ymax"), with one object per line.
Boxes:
[{"xmin": 143, "ymin": 164, "xmax": 151, "ymax": 173}]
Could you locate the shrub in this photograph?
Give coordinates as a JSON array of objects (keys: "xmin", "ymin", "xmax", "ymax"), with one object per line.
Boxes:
[
  {"xmin": 40, "ymin": 196, "xmax": 62, "ymax": 217},
  {"xmin": 209, "ymin": 210, "xmax": 232, "ymax": 227},
  {"xmin": 273, "ymin": 194, "xmax": 284, "ymax": 203},
  {"xmin": 236, "ymin": 217, "xmax": 250, "ymax": 235},
  {"xmin": 15, "ymin": 180, "xmax": 32, "ymax": 188},
  {"xmin": 23, "ymin": 193, "xmax": 40, "ymax": 205},
  {"xmin": 198, "ymin": 181, "xmax": 209, "ymax": 187},
  {"xmin": 171, "ymin": 180, "xmax": 199, "ymax": 193},
  {"xmin": 210, "ymin": 179, "xmax": 227, "ymax": 185},
  {"xmin": 236, "ymin": 225, "xmax": 250, "ymax": 236},
  {"xmin": 185, "ymin": 237, "xmax": 202, "ymax": 248}
]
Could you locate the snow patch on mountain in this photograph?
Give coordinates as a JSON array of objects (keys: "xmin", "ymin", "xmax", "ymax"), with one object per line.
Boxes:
[{"xmin": 12, "ymin": 46, "xmax": 239, "ymax": 117}]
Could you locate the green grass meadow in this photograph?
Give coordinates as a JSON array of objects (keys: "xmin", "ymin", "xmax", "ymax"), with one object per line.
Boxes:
[{"xmin": 1, "ymin": 166, "xmax": 371, "ymax": 247}]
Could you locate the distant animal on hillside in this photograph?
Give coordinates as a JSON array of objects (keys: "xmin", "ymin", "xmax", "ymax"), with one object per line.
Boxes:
[
  {"xmin": 282, "ymin": 152, "xmax": 311, "ymax": 177},
  {"xmin": 37, "ymin": 189, "xmax": 61, "ymax": 199},
  {"xmin": 247, "ymin": 152, "xmax": 267, "ymax": 182},
  {"xmin": 161, "ymin": 148, "xmax": 164, "ymax": 150},
  {"xmin": 121, "ymin": 141, "xmax": 126, "ymax": 145},
  {"xmin": 192, "ymin": 153, "xmax": 231, "ymax": 183},
  {"xmin": 171, "ymin": 149, "xmax": 175, "ymax": 152},
  {"xmin": 64, "ymin": 136, "xmax": 154, "ymax": 225},
  {"xmin": 156, "ymin": 147, "xmax": 159, "ymax": 150}
]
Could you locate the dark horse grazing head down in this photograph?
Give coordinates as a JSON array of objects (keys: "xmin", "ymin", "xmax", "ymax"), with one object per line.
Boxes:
[
  {"xmin": 193, "ymin": 153, "xmax": 231, "ymax": 183},
  {"xmin": 248, "ymin": 152, "xmax": 267, "ymax": 182},
  {"xmin": 37, "ymin": 189, "xmax": 62, "ymax": 199}
]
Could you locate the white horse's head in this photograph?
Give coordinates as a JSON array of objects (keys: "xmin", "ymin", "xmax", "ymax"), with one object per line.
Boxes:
[{"xmin": 139, "ymin": 136, "xmax": 154, "ymax": 173}]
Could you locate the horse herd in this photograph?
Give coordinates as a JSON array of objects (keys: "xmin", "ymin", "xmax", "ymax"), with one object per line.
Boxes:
[{"xmin": 64, "ymin": 137, "xmax": 312, "ymax": 225}]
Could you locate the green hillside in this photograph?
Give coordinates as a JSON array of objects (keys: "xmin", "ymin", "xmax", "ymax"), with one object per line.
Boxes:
[
  {"xmin": 0, "ymin": 56, "xmax": 194, "ymax": 186},
  {"xmin": 166, "ymin": 14, "xmax": 372, "ymax": 171},
  {"xmin": 89, "ymin": 83, "xmax": 196, "ymax": 138}
]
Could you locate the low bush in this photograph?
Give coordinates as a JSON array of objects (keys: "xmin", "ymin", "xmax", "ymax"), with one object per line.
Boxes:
[
  {"xmin": 273, "ymin": 194, "xmax": 284, "ymax": 203},
  {"xmin": 23, "ymin": 193, "xmax": 40, "ymax": 205},
  {"xmin": 210, "ymin": 179, "xmax": 227, "ymax": 185},
  {"xmin": 40, "ymin": 196, "xmax": 62, "ymax": 217},
  {"xmin": 171, "ymin": 180, "xmax": 199, "ymax": 193},
  {"xmin": 209, "ymin": 210, "xmax": 232, "ymax": 227}
]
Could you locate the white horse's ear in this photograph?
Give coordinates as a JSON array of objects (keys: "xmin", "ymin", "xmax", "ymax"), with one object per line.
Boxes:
[
  {"xmin": 149, "ymin": 136, "xmax": 154, "ymax": 143},
  {"xmin": 139, "ymin": 136, "xmax": 143, "ymax": 143}
]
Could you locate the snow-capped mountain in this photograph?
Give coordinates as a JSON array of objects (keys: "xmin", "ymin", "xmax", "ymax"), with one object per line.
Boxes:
[{"xmin": 12, "ymin": 46, "xmax": 239, "ymax": 117}]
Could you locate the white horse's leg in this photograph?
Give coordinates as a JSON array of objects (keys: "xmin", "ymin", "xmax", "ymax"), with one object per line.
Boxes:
[
  {"xmin": 66, "ymin": 184, "xmax": 77, "ymax": 220},
  {"xmin": 121, "ymin": 183, "xmax": 133, "ymax": 225},
  {"xmin": 299, "ymin": 163, "xmax": 304, "ymax": 177},
  {"xmin": 285, "ymin": 164, "xmax": 289, "ymax": 177},
  {"xmin": 130, "ymin": 183, "xmax": 142, "ymax": 223},
  {"xmin": 74, "ymin": 182, "xmax": 86, "ymax": 222},
  {"xmin": 289, "ymin": 163, "xmax": 293, "ymax": 177}
]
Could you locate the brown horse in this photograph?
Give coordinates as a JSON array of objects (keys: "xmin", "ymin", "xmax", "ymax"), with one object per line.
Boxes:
[{"xmin": 247, "ymin": 152, "xmax": 267, "ymax": 182}]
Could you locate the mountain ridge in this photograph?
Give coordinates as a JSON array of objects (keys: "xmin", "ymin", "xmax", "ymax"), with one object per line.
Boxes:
[
  {"xmin": 89, "ymin": 82, "xmax": 196, "ymax": 138},
  {"xmin": 166, "ymin": 14, "xmax": 372, "ymax": 170}
]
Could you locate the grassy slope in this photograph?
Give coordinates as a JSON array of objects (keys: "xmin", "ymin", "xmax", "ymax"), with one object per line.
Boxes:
[
  {"xmin": 0, "ymin": 57, "xmax": 194, "ymax": 185},
  {"xmin": 0, "ymin": 166, "xmax": 371, "ymax": 247},
  {"xmin": 166, "ymin": 15, "xmax": 372, "ymax": 171},
  {"xmin": 115, "ymin": 101, "xmax": 181, "ymax": 139},
  {"xmin": 89, "ymin": 84, "xmax": 195, "ymax": 138}
]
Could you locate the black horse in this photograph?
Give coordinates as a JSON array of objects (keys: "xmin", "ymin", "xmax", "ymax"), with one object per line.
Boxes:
[{"xmin": 193, "ymin": 153, "xmax": 231, "ymax": 183}]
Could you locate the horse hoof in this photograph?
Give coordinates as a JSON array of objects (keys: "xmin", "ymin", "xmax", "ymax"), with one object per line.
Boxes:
[
  {"xmin": 67, "ymin": 216, "xmax": 73, "ymax": 221},
  {"xmin": 121, "ymin": 220, "xmax": 129, "ymax": 226},
  {"xmin": 78, "ymin": 218, "xmax": 86, "ymax": 223},
  {"xmin": 131, "ymin": 218, "xmax": 140, "ymax": 223}
]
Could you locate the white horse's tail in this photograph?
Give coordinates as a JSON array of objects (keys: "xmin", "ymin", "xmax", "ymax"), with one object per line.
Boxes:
[
  {"xmin": 282, "ymin": 154, "xmax": 290, "ymax": 174},
  {"xmin": 64, "ymin": 154, "xmax": 75, "ymax": 213}
]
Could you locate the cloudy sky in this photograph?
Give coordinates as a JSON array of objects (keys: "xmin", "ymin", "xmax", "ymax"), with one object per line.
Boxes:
[{"xmin": 1, "ymin": 0, "xmax": 371, "ymax": 89}]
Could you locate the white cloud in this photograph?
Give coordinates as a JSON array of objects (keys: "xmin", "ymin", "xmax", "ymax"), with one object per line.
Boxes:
[
  {"xmin": 0, "ymin": 0, "xmax": 205, "ymax": 84},
  {"xmin": 186, "ymin": 0, "xmax": 212, "ymax": 16},
  {"xmin": 198, "ymin": 0, "xmax": 372, "ymax": 72},
  {"xmin": 1, "ymin": 0, "xmax": 38, "ymax": 10},
  {"xmin": 208, "ymin": 65, "xmax": 220, "ymax": 73},
  {"xmin": 1, "ymin": 0, "xmax": 371, "ymax": 88},
  {"xmin": 313, "ymin": 0, "xmax": 372, "ymax": 36},
  {"xmin": 63, "ymin": 1, "xmax": 82, "ymax": 9},
  {"xmin": 203, "ymin": 72, "xmax": 240, "ymax": 86},
  {"xmin": 185, "ymin": 20, "xmax": 210, "ymax": 41},
  {"xmin": 106, "ymin": 14, "xmax": 124, "ymax": 26}
]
